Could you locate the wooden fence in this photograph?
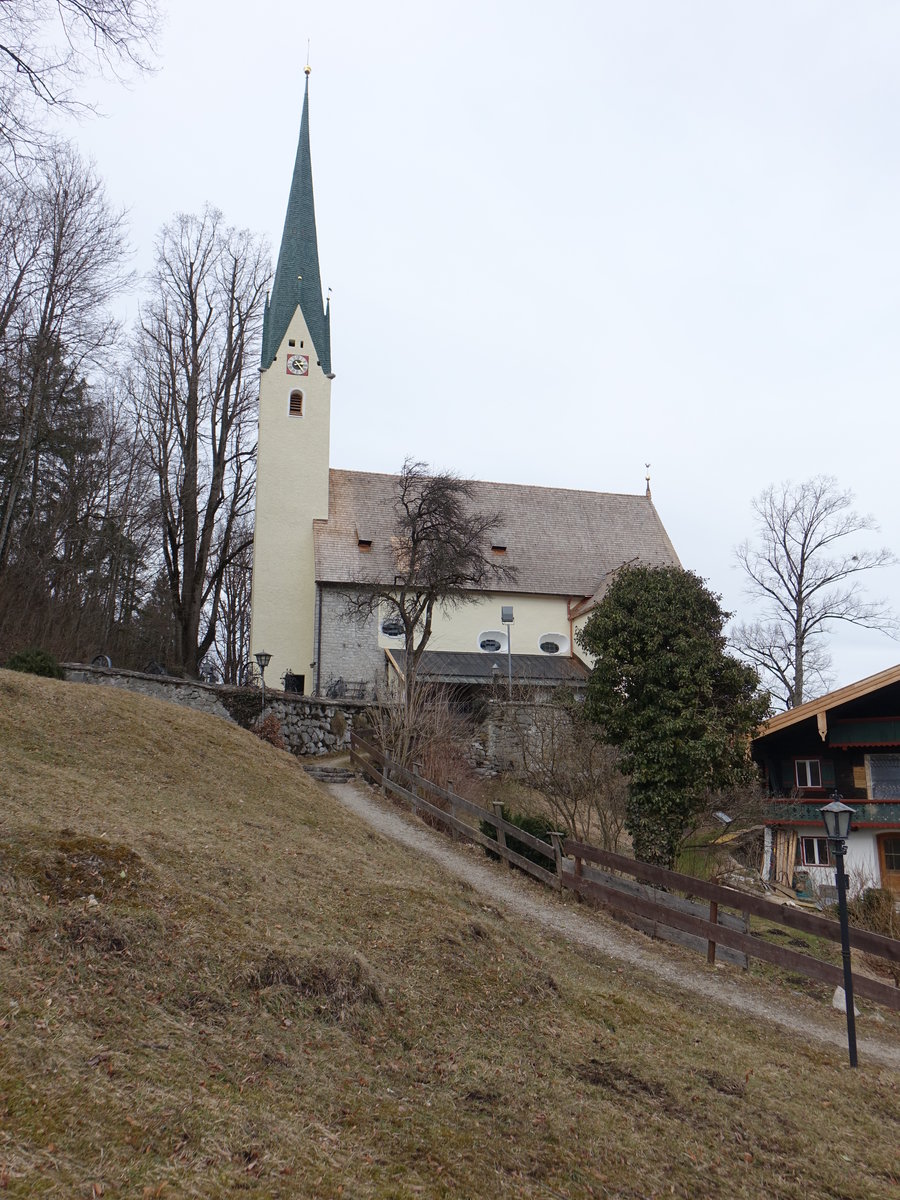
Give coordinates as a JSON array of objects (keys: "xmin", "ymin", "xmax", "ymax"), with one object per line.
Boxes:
[{"xmin": 349, "ymin": 731, "xmax": 900, "ymax": 1012}]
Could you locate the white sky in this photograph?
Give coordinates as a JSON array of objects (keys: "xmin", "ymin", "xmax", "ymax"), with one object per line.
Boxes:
[{"xmin": 68, "ymin": 0, "xmax": 900, "ymax": 693}]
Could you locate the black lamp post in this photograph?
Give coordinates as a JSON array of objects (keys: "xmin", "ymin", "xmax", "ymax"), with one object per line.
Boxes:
[
  {"xmin": 254, "ymin": 650, "xmax": 272, "ymax": 710},
  {"xmin": 821, "ymin": 794, "xmax": 858, "ymax": 1067}
]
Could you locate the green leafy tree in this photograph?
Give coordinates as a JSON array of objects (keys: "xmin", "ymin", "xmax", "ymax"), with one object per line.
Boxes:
[{"xmin": 577, "ymin": 565, "xmax": 769, "ymax": 868}]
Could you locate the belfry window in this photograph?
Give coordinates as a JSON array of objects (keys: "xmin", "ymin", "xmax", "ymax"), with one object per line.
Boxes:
[{"xmin": 289, "ymin": 391, "xmax": 303, "ymax": 417}]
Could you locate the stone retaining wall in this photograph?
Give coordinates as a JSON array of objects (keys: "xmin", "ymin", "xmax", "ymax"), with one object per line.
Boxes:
[
  {"xmin": 62, "ymin": 663, "xmax": 369, "ymax": 758},
  {"xmin": 468, "ymin": 700, "xmax": 573, "ymax": 772}
]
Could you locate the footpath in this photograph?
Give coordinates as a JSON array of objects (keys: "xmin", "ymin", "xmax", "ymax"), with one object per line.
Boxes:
[{"xmin": 326, "ymin": 777, "xmax": 900, "ymax": 1071}]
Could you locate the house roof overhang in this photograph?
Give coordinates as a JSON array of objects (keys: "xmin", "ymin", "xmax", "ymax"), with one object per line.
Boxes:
[{"xmin": 754, "ymin": 662, "xmax": 900, "ymax": 746}]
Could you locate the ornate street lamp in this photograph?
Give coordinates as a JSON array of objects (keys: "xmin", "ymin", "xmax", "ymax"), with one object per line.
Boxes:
[
  {"xmin": 254, "ymin": 650, "xmax": 272, "ymax": 710},
  {"xmin": 821, "ymin": 794, "xmax": 858, "ymax": 1067}
]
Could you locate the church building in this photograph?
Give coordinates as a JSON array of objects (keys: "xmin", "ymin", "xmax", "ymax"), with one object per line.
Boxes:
[{"xmin": 249, "ymin": 75, "xmax": 681, "ymax": 698}]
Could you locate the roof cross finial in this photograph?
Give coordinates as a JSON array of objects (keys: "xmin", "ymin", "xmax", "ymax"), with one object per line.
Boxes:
[{"xmin": 645, "ymin": 463, "xmax": 651, "ymax": 499}]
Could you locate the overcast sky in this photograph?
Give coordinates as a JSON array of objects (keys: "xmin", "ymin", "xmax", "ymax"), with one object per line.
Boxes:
[{"xmin": 68, "ymin": 0, "xmax": 900, "ymax": 693}]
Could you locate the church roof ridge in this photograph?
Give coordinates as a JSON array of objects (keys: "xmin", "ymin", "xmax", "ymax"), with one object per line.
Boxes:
[
  {"xmin": 262, "ymin": 72, "xmax": 331, "ymax": 373},
  {"xmin": 327, "ymin": 466, "xmax": 655, "ymax": 504}
]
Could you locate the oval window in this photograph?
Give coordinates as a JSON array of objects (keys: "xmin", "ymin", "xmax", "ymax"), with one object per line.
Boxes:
[
  {"xmin": 381, "ymin": 618, "xmax": 404, "ymax": 638},
  {"xmin": 477, "ymin": 630, "xmax": 508, "ymax": 653},
  {"xmin": 538, "ymin": 632, "xmax": 569, "ymax": 655}
]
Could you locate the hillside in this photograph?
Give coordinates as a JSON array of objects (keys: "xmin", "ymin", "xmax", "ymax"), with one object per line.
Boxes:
[{"xmin": 0, "ymin": 670, "xmax": 897, "ymax": 1199}]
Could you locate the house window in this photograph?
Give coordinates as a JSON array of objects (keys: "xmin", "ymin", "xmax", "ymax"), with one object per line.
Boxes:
[
  {"xmin": 289, "ymin": 390, "xmax": 303, "ymax": 416},
  {"xmin": 797, "ymin": 836, "xmax": 832, "ymax": 867},
  {"xmin": 538, "ymin": 632, "xmax": 570, "ymax": 656},
  {"xmin": 867, "ymin": 753, "xmax": 900, "ymax": 799},
  {"xmin": 795, "ymin": 759, "xmax": 822, "ymax": 789},
  {"xmin": 357, "ymin": 539, "xmax": 372, "ymax": 552},
  {"xmin": 381, "ymin": 617, "xmax": 403, "ymax": 638},
  {"xmin": 882, "ymin": 836, "xmax": 900, "ymax": 871}
]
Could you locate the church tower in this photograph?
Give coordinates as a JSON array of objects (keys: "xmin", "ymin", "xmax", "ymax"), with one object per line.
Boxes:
[{"xmin": 249, "ymin": 68, "xmax": 332, "ymax": 694}]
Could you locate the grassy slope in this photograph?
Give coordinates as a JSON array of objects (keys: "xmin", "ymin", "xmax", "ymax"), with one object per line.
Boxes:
[{"xmin": 0, "ymin": 670, "xmax": 897, "ymax": 1200}]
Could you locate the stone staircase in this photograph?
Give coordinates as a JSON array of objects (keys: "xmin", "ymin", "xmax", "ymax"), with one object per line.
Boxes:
[{"xmin": 303, "ymin": 763, "xmax": 356, "ymax": 785}]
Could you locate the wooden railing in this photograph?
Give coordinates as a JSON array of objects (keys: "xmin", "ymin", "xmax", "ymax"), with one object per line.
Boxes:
[
  {"xmin": 349, "ymin": 731, "xmax": 900, "ymax": 1012},
  {"xmin": 351, "ymin": 730, "xmax": 560, "ymax": 888},
  {"xmin": 564, "ymin": 841, "xmax": 900, "ymax": 1011}
]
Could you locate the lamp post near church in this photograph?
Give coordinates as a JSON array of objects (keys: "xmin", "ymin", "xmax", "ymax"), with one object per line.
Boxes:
[
  {"xmin": 501, "ymin": 606, "xmax": 514, "ymax": 698},
  {"xmin": 821, "ymin": 795, "xmax": 858, "ymax": 1067},
  {"xmin": 254, "ymin": 651, "xmax": 272, "ymax": 710}
]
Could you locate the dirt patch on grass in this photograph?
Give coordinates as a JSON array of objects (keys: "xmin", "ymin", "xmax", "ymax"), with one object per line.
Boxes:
[
  {"xmin": 244, "ymin": 947, "xmax": 384, "ymax": 1020},
  {"xmin": 696, "ymin": 1067, "xmax": 746, "ymax": 1097},
  {"xmin": 25, "ymin": 832, "xmax": 150, "ymax": 905},
  {"xmin": 575, "ymin": 1056, "xmax": 671, "ymax": 1102},
  {"xmin": 61, "ymin": 910, "xmax": 163, "ymax": 955}
]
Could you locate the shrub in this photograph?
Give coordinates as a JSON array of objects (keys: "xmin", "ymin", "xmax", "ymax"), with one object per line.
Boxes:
[
  {"xmin": 481, "ymin": 805, "xmax": 565, "ymax": 869},
  {"xmin": 219, "ymin": 687, "xmax": 264, "ymax": 729},
  {"xmin": 847, "ymin": 887, "xmax": 898, "ymax": 940},
  {"xmin": 330, "ymin": 710, "xmax": 347, "ymax": 740},
  {"xmin": 846, "ymin": 887, "xmax": 899, "ymax": 987},
  {"xmin": 255, "ymin": 713, "xmax": 286, "ymax": 750},
  {"xmin": 5, "ymin": 648, "xmax": 63, "ymax": 679}
]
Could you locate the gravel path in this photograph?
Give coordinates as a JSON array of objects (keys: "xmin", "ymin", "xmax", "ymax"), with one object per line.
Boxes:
[{"xmin": 327, "ymin": 778, "xmax": 900, "ymax": 1071}]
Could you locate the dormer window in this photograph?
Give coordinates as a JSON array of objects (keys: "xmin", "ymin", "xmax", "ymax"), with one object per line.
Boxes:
[
  {"xmin": 491, "ymin": 545, "xmax": 507, "ymax": 555},
  {"xmin": 358, "ymin": 539, "xmax": 372, "ymax": 552},
  {"xmin": 289, "ymin": 391, "xmax": 303, "ymax": 416}
]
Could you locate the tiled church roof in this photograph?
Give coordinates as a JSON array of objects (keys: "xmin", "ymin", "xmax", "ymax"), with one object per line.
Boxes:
[{"xmin": 314, "ymin": 469, "xmax": 680, "ymax": 599}]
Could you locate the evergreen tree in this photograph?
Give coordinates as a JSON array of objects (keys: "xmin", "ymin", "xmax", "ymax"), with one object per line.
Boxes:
[{"xmin": 578, "ymin": 565, "xmax": 769, "ymax": 868}]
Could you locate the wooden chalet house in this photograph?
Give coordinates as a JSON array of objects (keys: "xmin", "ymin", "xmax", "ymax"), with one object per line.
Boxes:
[{"xmin": 752, "ymin": 665, "xmax": 900, "ymax": 899}]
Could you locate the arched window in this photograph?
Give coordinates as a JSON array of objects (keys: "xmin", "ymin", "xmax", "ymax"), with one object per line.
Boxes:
[{"xmin": 289, "ymin": 390, "xmax": 303, "ymax": 416}]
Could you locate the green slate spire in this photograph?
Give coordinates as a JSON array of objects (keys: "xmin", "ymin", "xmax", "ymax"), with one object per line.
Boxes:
[{"xmin": 261, "ymin": 70, "xmax": 332, "ymax": 374}]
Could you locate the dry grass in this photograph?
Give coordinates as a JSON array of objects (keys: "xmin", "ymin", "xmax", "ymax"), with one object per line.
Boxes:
[{"xmin": 0, "ymin": 669, "xmax": 898, "ymax": 1198}]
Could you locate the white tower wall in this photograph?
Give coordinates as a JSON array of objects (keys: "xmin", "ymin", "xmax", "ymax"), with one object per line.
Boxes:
[{"xmin": 249, "ymin": 309, "xmax": 331, "ymax": 693}]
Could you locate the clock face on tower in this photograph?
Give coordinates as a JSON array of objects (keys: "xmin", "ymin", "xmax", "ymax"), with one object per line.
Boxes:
[{"xmin": 286, "ymin": 353, "xmax": 310, "ymax": 376}]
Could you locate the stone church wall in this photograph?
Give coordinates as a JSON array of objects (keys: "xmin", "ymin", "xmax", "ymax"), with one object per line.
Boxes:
[
  {"xmin": 62, "ymin": 663, "xmax": 368, "ymax": 758},
  {"xmin": 317, "ymin": 588, "xmax": 386, "ymax": 698}
]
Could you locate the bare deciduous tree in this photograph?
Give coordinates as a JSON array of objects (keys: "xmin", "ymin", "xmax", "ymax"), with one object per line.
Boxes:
[
  {"xmin": 0, "ymin": 0, "xmax": 158, "ymax": 168},
  {"xmin": 132, "ymin": 208, "xmax": 268, "ymax": 677},
  {"xmin": 347, "ymin": 458, "xmax": 515, "ymax": 716},
  {"xmin": 0, "ymin": 146, "xmax": 129, "ymax": 573},
  {"xmin": 509, "ymin": 695, "xmax": 628, "ymax": 849},
  {"xmin": 209, "ymin": 520, "xmax": 253, "ymax": 684},
  {"xmin": 733, "ymin": 476, "xmax": 896, "ymax": 708}
]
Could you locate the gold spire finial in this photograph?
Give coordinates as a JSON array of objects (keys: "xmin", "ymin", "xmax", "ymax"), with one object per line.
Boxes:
[{"xmin": 304, "ymin": 64, "xmax": 311, "ymax": 76}]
